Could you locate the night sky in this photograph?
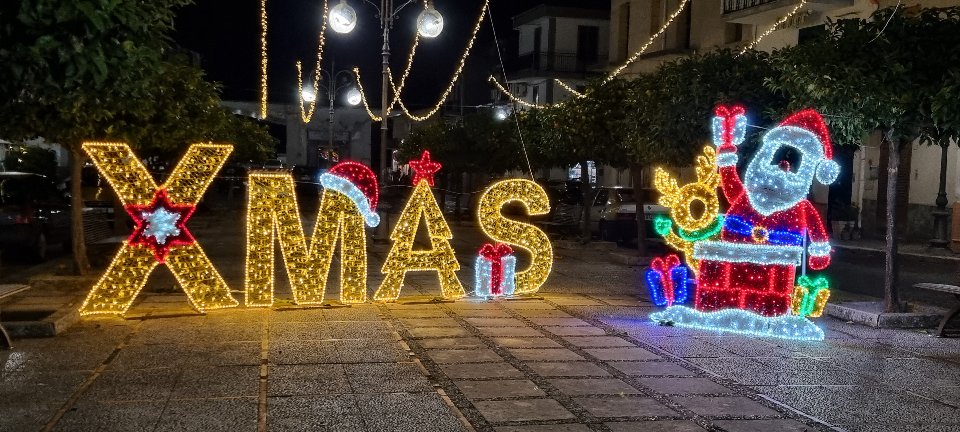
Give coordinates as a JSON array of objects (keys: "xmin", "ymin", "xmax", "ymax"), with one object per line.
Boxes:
[{"xmin": 172, "ymin": 0, "xmax": 608, "ymax": 108}]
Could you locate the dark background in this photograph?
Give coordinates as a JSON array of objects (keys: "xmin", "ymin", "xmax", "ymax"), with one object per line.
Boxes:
[{"xmin": 173, "ymin": 0, "xmax": 609, "ymax": 108}]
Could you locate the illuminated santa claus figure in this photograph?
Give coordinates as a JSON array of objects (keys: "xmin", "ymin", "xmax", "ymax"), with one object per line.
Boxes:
[{"xmin": 693, "ymin": 105, "xmax": 839, "ymax": 317}]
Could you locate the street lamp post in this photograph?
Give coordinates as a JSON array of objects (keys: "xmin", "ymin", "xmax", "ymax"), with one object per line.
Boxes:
[
  {"xmin": 329, "ymin": 0, "xmax": 444, "ymax": 181},
  {"xmin": 301, "ymin": 59, "xmax": 361, "ymax": 166}
]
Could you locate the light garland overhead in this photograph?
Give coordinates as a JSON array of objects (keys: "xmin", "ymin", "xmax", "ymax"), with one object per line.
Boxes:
[
  {"xmin": 740, "ymin": 0, "xmax": 808, "ymax": 55},
  {"xmin": 604, "ymin": 0, "xmax": 690, "ymax": 83},
  {"xmin": 353, "ymin": 67, "xmax": 383, "ymax": 122},
  {"xmin": 554, "ymin": 79, "xmax": 585, "ymax": 99},
  {"xmin": 355, "ymin": 0, "xmax": 489, "ymax": 122},
  {"xmin": 488, "ymin": 76, "xmax": 546, "ymax": 109},
  {"xmin": 296, "ymin": 0, "xmax": 330, "ymax": 123},
  {"xmin": 259, "ymin": 0, "xmax": 268, "ymax": 119}
]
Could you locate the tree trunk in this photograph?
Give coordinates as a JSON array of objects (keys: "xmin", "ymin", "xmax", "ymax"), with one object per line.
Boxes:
[
  {"xmin": 70, "ymin": 146, "xmax": 91, "ymax": 275},
  {"xmin": 883, "ymin": 132, "xmax": 902, "ymax": 313},
  {"xmin": 631, "ymin": 162, "xmax": 648, "ymax": 256},
  {"xmin": 579, "ymin": 160, "xmax": 592, "ymax": 243}
]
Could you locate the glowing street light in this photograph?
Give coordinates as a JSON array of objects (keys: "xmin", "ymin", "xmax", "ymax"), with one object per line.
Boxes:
[
  {"xmin": 301, "ymin": 86, "xmax": 318, "ymax": 103},
  {"xmin": 328, "ymin": 0, "xmax": 445, "ymax": 180},
  {"xmin": 417, "ymin": 5, "xmax": 443, "ymax": 38},
  {"xmin": 329, "ymin": 0, "xmax": 357, "ymax": 34},
  {"xmin": 345, "ymin": 87, "xmax": 362, "ymax": 106}
]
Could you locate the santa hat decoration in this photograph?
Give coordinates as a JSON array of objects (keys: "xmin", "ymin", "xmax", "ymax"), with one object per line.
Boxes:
[
  {"xmin": 778, "ymin": 109, "xmax": 840, "ymax": 185},
  {"xmin": 319, "ymin": 161, "xmax": 381, "ymax": 227}
]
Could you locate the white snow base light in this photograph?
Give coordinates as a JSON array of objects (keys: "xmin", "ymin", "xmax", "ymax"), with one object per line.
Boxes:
[{"xmin": 649, "ymin": 305, "xmax": 825, "ymax": 341}]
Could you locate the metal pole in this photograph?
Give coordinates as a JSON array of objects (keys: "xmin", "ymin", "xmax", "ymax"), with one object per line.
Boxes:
[
  {"xmin": 329, "ymin": 60, "xmax": 336, "ymax": 160},
  {"xmin": 379, "ymin": 0, "xmax": 392, "ymax": 182}
]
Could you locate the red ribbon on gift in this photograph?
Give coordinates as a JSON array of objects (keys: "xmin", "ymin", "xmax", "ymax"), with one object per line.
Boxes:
[
  {"xmin": 650, "ymin": 254, "xmax": 681, "ymax": 306},
  {"xmin": 479, "ymin": 242, "xmax": 514, "ymax": 295}
]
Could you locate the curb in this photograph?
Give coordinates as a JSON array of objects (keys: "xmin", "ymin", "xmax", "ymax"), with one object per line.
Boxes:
[
  {"xmin": 2, "ymin": 303, "xmax": 80, "ymax": 338},
  {"xmin": 824, "ymin": 301, "xmax": 942, "ymax": 329}
]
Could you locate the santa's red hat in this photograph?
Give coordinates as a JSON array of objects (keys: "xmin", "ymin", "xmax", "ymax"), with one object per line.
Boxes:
[
  {"xmin": 779, "ymin": 109, "xmax": 839, "ymax": 184},
  {"xmin": 320, "ymin": 161, "xmax": 381, "ymax": 227}
]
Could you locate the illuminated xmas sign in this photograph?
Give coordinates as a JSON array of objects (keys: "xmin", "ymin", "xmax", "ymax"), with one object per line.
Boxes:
[{"xmin": 80, "ymin": 146, "xmax": 554, "ymax": 315}]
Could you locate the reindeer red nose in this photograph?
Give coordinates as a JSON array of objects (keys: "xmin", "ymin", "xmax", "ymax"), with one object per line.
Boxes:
[{"xmin": 779, "ymin": 160, "xmax": 791, "ymax": 172}]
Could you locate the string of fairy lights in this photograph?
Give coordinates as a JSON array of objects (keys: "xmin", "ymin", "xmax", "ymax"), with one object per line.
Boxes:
[
  {"xmin": 295, "ymin": 0, "xmax": 330, "ymax": 123},
  {"xmin": 258, "ymin": 0, "xmax": 813, "ymax": 122}
]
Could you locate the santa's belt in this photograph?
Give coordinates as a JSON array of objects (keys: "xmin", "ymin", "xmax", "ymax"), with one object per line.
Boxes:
[
  {"xmin": 723, "ymin": 216, "xmax": 804, "ymax": 246},
  {"xmin": 693, "ymin": 241, "xmax": 803, "ymax": 266}
]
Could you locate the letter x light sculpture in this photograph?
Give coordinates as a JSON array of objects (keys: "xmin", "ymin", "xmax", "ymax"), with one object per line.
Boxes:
[{"xmin": 79, "ymin": 142, "xmax": 238, "ymax": 316}]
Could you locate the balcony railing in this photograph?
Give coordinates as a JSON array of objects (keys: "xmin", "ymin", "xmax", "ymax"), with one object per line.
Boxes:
[
  {"xmin": 509, "ymin": 51, "xmax": 604, "ymax": 76},
  {"xmin": 723, "ymin": 0, "xmax": 778, "ymax": 14}
]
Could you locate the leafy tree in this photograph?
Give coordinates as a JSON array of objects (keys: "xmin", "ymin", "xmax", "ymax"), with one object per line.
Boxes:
[
  {"xmin": 2, "ymin": 145, "xmax": 58, "ymax": 178},
  {"xmin": 0, "ymin": 0, "xmax": 273, "ymax": 273},
  {"xmin": 767, "ymin": 6, "xmax": 960, "ymax": 312}
]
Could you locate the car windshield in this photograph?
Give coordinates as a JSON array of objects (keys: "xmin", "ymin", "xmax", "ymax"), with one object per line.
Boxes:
[{"xmin": 616, "ymin": 189, "xmax": 636, "ymax": 203}]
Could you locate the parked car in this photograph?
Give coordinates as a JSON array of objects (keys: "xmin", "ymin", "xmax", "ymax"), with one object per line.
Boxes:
[
  {"xmin": 0, "ymin": 172, "xmax": 71, "ymax": 261},
  {"xmin": 587, "ymin": 186, "xmax": 668, "ymax": 243}
]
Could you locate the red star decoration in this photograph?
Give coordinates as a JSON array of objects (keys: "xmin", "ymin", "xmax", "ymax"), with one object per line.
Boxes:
[
  {"xmin": 125, "ymin": 189, "xmax": 196, "ymax": 263},
  {"xmin": 408, "ymin": 150, "xmax": 442, "ymax": 186}
]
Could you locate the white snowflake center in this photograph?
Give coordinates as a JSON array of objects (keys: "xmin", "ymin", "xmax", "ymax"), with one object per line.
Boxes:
[{"xmin": 141, "ymin": 207, "xmax": 182, "ymax": 245}]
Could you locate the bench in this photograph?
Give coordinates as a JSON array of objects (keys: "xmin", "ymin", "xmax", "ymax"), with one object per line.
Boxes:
[
  {"xmin": 0, "ymin": 284, "xmax": 31, "ymax": 349},
  {"xmin": 914, "ymin": 283, "xmax": 960, "ymax": 337}
]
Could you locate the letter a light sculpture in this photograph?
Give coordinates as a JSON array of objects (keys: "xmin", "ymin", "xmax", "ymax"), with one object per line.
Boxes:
[{"xmin": 79, "ymin": 143, "xmax": 237, "ymax": 315}]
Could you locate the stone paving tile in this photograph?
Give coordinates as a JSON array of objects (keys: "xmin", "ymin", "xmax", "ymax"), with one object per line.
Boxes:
[
  {"xmin": 270, "ymin": 340, "xmax": 341, "ymax": 364},
  {"xmin": 440, "ymin": 362, "xmax": 526, "ymax": 379},
  {"xmin": 267, "ymin": 395, "xmax": 366, "ymax": 432},
  {"xmin": 0, "ymin": 402, "xmax": 57, "ymax": 432},
  {"xmin": 472, "ymin": 398, "xmax": 576, "ymax": 422},
  {"xmin": 498, "ymin": 301, "xmax": 557, "ymax": 310},
  {"xmin": 426, "ymin": 348, "xmax": 502, "ymax": 364},
  {"xmin": 110, "ymin": 342, "xmax": 261, "ymax": 370},
  {"xmin": 756, "ymin": 385, "xmax": 960, "ymax": 426},
  {"xmin": 408, "ymin": 326, "xmax": 473, "ymax": 338},
  {"xmin": 417, "ymin": 337, "xmax": 486, "ymax": 349},
  {"xmin": 512, "ymin": 309, "xmax": 574, "ymax": 318},
  {"xmin": 357, "ymin": 393, "xmax": 470, "ymax": 432},
  {"xmin": 344, "ymin": 362, "xmax": 433, "ymax": 393},
  {"xmin": 529, "ymin": 318, "xmax": 592, "ymax": 326},
  {"xmin": 494, "ymin": 424, "xmax": 593, "ymax": 432},
  {"xmin": 836, "ymin": 424, "xmax": 960, "ymax": 432},
  {"xmin": 0, "ymin": 369, "xmax": 90, "ymax": 403},
  {"xmin": 540, "ymin": 326, "xmax": 608, "ymax": 336},
  {"xmin": 604, "ymin": 420, "xmax": 706, "ymax": 432},
  {"xmin": 324, "ymin": 321, "xmax": 395, "ymax": 339},
  {"xmin": 544, "ymin": 296, "xmax": 603, "ymax": 306},
  {"xmin": 465, "ymin": 317, "xmax": 527, "ymax": 327},
  {"xmin": 607, "ymin": 361, "xmax": 696, "ymax": 377},
  {"xmin": 548, "ymin": 378, "xmax": 643, "ymax": 395},
  {"xmin": 561, "ymin": 336, "xmax": 635, "ymax": 348},
  {"xmin": 171, "ymin": 365, "xmax": 260, "ymax": 399},
  {"xmin": 56, "ymin": 400, "xmax": 166, "ymax": 432},
  {"xmin": 476, "ymin": 326, "xmax": 544, "ymax": 337},
  {"xmin": 647, "ymin": 338, "xmax": 738, "ymax": 358},
  {"xmin": 574, "ymin": 396, "xmax": 676, "ymax": 417},
  {"xmin": 637, "ymin": 377, "xmax": 735, "ymax": 395},
  {"xmin": 508, "ymin": 348, "xmax": 586, "ymax": 362},
  {"xmin": 679, "ymin": 396, "xmax": 780, "ymax": 417},
  {"xmin": 268, "ymin": 309, "xmax": 327, "ymax": 323},
  {"xmin": 526, "ymin": 361, "xmax": 611, "ymax": 377},
  {"xmin": 334, "ymin": 340, "xmax": 409, "ymax": 363},
  {"xmin": 390, "ymin": 309, "xmax": 449, "ymax": 318},
  {"xmin": 585, "ymin": 347, "xmax": 661, "ymax": 361},
  {"xmin": 269, "ymin": 321, "xmax": 326, "ymax": 340},
  {"xmin": 269, "ymin": 364, "xmax": 352, "ymax": 396},
  {"xmin": 489, "ymin": 337, "xmax": 563, "ymax": 348},
  {"xmin": 84, "ymin": 368, "xmax": 179, "ymax": 401},
  {"xmin": 452, "ymin": 309, "xmax": 513, "ymax": 318},
  {"xmin": 455, "ymin": 379, "xmax": 546, "ymax": 399},
  {"xmin": 400, "ymin": 318, "xmax": 462, "ymax": 327},
  {"xmin": 712, "ymin": 419, "xmax": 815, "ymax": 432},
  {"xmin": 155, "ymin": 397, "xmax": 258, "ymax": 432}
]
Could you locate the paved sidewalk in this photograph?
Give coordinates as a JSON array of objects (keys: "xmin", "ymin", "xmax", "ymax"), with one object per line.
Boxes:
[{"xmin": 1, "ymin": 213, "xmax": 959, "ymax": 431}]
